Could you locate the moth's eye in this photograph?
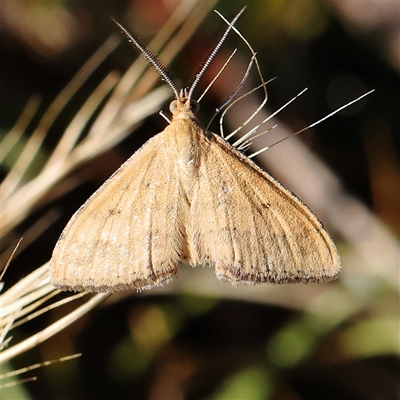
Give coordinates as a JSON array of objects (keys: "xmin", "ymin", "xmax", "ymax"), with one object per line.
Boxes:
[
  {"xmin": 169, "ymin": 100, "xmax": 178, "ymax": 113},
  {"xmin": 190, "ymin": 99, "xmax": 199, "ymax": 113}
]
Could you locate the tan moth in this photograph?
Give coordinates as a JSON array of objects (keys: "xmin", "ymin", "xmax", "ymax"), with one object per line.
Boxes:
[{"xmin": 50, "ymin": 10, "xmax": 341, "ymax": 292}]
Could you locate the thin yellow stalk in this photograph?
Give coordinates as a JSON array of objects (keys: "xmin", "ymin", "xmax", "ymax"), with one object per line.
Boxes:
[
  {"xmin": 0, "ymin": 96, "xmax": 41, "ymax": 164},
  {"xmin": 0, "ymin": 292, "xmax": 110, "ymax": 363}
]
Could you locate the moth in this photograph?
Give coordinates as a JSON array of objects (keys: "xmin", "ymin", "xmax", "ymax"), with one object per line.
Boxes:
[{"xmin": 50, "ymin": 10, "xmax": 340, "ymax": 292}]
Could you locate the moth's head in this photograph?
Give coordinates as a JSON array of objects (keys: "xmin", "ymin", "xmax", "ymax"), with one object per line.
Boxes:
[{"xmin": 169, "ymin": 88, "xmax": 200, "ymax": 121}]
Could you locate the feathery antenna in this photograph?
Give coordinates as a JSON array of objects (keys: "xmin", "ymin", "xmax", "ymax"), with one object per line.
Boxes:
[
  {"xmin": 187, "ymin": 6, "xmax": 247, "ymax": 101},
  {"xmin": 112, "ymin": 7, "xmax": 246, "ymax": 104},
  {"xmin": 111, "ymin": 18, "xmax": 179, "ymax": 99}
]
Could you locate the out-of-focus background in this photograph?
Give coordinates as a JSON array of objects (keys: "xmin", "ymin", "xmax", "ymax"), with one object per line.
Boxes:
[{"xmin": 1, "ymin": 0, "xmax": 399, "ymax": 399}]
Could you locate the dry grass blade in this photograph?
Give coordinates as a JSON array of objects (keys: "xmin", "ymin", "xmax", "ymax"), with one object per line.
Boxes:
[
  {"xmin": 1, "ymin": 376, "xmax": 37, "ymax": 389},
  {"xmin": 0, "ymin": 96, "xmax": 41, "ymax": 164},
  {"xmin": 1, "ymin": 290, "xmax": 109, "ymax": 364},
  {"xmin": 0, "ymin": 258, "xmax": 110, "ymax": 364},
  {"xmin": 0, "ymin": 243, "xmax": 104, "ymax": 375},
  {"xmin": 1, "ymin": 354, "xmax": 81, "ymax": 379}
]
